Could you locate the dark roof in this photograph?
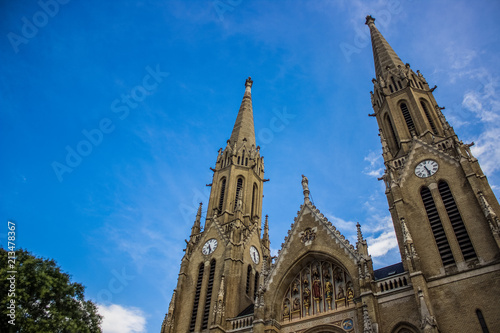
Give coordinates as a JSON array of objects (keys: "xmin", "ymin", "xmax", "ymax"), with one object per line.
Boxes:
[
  {"xmin": 373, "ymin": 262, "xmax": 405, "ymax": 280},
  {"xmin": 237, "ymin": 303, "xmax": 254, "ymax": 317}
]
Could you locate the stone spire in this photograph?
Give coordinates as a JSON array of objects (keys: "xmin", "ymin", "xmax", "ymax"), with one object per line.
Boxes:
[
  {"xmin": 357, "ymin": 222, "xmax": 364, "ymax": 243},
  {"xmin": 263, "ymin": 215, "xmax": 270, "ymax": 250},
  {"xmin": 190, "ymin": 202, "xmax": 202, "ymax": 236},
  {"xmin": 229, "ymin": 77, "xmax": 256, "ymax": 148},
  {"xmin": 365, "ymin": 15, "xmax": 405, "ymax": 81},
  {"xmin": 356, "ymin": 222, "xmax": 369, "ymax": 256}
]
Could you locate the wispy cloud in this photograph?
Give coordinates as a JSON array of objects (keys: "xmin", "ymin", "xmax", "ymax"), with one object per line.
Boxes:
[
  {"xmin": 363, "ymin": 150, "xmax": 384, "ymax": 178},
  {"xmin": 98, "ymin": 304, "xmax": 146, "ymax": 333},
  {"xmin": 458, "ymin": 69, "xmax": 500, "ymax": 176}
]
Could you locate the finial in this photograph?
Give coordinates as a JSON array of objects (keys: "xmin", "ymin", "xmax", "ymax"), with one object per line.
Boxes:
[
  {"xmin": 365, "ymin": 15, "xmax": 375, "ymax": 26},
  {"xmin": 244, "ymin": 76, "xmax": 253, "ymax": 96},
  {"xmin": 245, "ymin": 76, "xmax": 253, "ymax": 87},
  {"xmin": 301, "ymin": 174, "xmax": 310, "ymax": 203}
]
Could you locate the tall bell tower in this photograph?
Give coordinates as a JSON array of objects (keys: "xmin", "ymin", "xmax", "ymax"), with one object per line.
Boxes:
[
  {"xmin": 161, "ymin": 77, "xmax": 270, "ymax": 333},
  {"xmin": 366, "ymin": 15, "xmax": 500, "ymax": 331}
]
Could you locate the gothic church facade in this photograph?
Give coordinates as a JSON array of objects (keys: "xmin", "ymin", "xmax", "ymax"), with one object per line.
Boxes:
[{"xmin": 161, "ymin": 16, "xmax": 500, "ymax": 333}]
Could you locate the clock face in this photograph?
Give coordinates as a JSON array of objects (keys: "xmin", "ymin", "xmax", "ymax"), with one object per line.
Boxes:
[
  {"xmin": 250, "ymin": 246, "xmax": 260, "ymax": 264},
  {"xmin": 202, "ymin": 239, "xmax": 217, "ymax": 255},
  {"xmin": 415, "ymin": 160, "xmax": 439, "ymax": 178}
]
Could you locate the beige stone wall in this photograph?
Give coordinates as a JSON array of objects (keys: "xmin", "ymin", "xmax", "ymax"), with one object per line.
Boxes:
[
  {"xmin": 428, "ymin": 266, "xmax": 500, "ymax": 332},
  {"xmin": 375, "ymin": 290, "xmax": 420, "ymax": 332}
]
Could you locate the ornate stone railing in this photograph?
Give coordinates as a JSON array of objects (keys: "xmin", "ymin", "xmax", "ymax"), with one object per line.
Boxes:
[
  {"xmin": 377, "ymin": 272, "xmax": 410, "ymax": 293},
  {"xmin": 227, "ymin": 314, "xmax": 254, "ymax": 332}
]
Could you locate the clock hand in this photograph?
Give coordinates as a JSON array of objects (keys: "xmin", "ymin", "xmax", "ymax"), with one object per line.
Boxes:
[
  {"xmin": 208, "ymin": 245, "xmax": 211, "ymax": 252},
  {"xmin": 424, "ymin": 166, "xmax": 431, "ymax": 176}
]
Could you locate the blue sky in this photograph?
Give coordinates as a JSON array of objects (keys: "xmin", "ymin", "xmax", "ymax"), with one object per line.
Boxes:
[{"xmin": 2, "ymin": 0, "xmax": 500, "ymax": 332}]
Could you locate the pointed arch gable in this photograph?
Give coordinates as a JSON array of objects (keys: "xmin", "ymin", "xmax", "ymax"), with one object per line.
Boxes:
[{"xmin": 267, "ymin": 251, "xmax": 358, "ymax": 321}]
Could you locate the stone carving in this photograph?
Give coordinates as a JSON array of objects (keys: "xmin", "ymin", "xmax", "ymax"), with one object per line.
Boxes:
[
  {"xmin": 280, "ymin": 260, "xmax": 353, "ymax": 321},
  {"xmin": 300, "ymin": 228, "xmax": 316, "ymax": 244},
  {"xmin": 292, "ymin": 297, "xmax": 300, "ymax": 311}
]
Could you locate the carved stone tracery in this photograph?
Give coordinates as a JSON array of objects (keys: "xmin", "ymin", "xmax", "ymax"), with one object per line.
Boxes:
[{"xmin": 281, "ymin": 260, "xmax": 353, "ymax": 322}]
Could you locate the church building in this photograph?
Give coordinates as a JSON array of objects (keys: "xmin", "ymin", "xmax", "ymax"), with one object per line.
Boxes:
[{"xmin": 161, "ymin": 16, "xmax": 500, "ymax": 333}]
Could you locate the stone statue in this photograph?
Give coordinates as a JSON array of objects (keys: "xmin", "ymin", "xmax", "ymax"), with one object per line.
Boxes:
[
  {"xmin": 325, "ymin": 281, "xmax": 333, "ymax": 299},
  {"xmin": 301, "ymin": 174, "xmax": 309, "ymax": 192},
  {"xmin": 312, "ymin": 277, "xmax": 321, "ymax": 299},
  {"xmin": 337, "ymin": 286, "xmax": 345, "ymax": 299}
]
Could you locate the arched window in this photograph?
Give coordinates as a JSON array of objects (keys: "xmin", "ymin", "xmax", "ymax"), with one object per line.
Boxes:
[
  {"xmin": 391, "ymin": 76, "xmax": 398, "ymax": 91},
  {"xmin": 218, "ymin": 178, "xmax": 226, "ymax": 213},
  {"xmin": 420, "ymin": 187, "xmax": 455, "ymax": 266},
  {"xmin": 242, "ymin": 150, "xmax": 245, "ymax": 164},
  {"xmin": 254, "ymin": 272, "xmax": 260, "ymax": 300},
  {"xmin": 234, "ymin": 178, "xmax": 243, "ymax": 209},
  {"xmin": 251, "ymin": 184, "xmax": 258, "ymax": 218},
  {"xmin": 476, "ymin": 309, "xmax": 489, "ymax": 333},
  {"xmin": 281, "ymin": 260, "xmax": 353, "ymax": 321},
  {"xmin": 438, "ymin": 182, "xmax": 477, "ymax": 261},
  {"xmin": 201, "ymin": 260, "xmax": 216, "ymax": 329},
  {"xmin": 189, "ymin": 263, "xmax": 205, "ymax": 332},
  {"xmin": 385, "ymin": 114, "xmax": 399, "ymax": 151},
  {"xmin": 420, "ymin": 101, "xmax": 438, "ymax": 134},
  {"xmin": 246, "ymin": 265, "xmax": 252, "ymax": 295},
  {"xmin": 400, "ymin": 103, "xmax": 416, "ymax": 134}
]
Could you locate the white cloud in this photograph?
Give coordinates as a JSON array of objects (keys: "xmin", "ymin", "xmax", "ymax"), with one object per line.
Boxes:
[
  {"xmin": 366, "ymin": 230, "xmax": 398, "ymax": 257},
  {"xmin": 363, "ymin": 151, "xmax": 384, "ymax": 178},
  {"xmin": 98, "ymin": 304, "xmax": 146, "ymax": 333},
  {"xmin": 459, "ymin": 70, "xmax": 500, "ymax": 176}
]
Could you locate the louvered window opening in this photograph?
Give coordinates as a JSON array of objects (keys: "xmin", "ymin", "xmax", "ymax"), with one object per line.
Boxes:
[
  {"xmin": 189, "ymin": 264, "xmax": 205, "ymax": 332},
  {"xmin": 246, "ymin": 265, "xmax": 252, "ymax": 295},
  {"xmin": 201, "ymin": 260, "xmax": 216, "ymax": 329},
  {"xmin": 400, "ymin": 103, "xmax": 416, "ymax": 132},
  {"xmin": 254, "ymin": 272, "xmax": 260, "ymax": 300},
  {"xmin": 251, "ymin": 184, "xmax": 257, "ymax": 217},
  {"xmin": 438, "ymin": 182, "xmax": 477, "ymax": 261},
  {"xmin": 421, "ymin": 102, "xmax": 438, "ymax": 134},
  {"xmin": 218, "ymin": 179, "xmax": 226, "ymax": 213},
  {"xmin": 234, "ymin": 178, "xmax": 243, "ymax": 209},
  {"xmin": 421, "ymin": 187, "xmax": 455, "ymax": 266},
  {"xmin": 385, "ymin": 115, "xmax": 399, "ymax": 150}
]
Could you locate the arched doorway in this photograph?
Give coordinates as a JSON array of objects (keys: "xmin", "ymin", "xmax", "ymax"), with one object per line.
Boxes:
[{"xmin": 303, "ymin": 324, "xmax": 346, "ymax": 333}]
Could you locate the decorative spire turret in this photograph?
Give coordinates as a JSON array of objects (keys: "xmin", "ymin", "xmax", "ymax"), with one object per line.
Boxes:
[
  {"xmin": 190, "ymin": 202, "xmax": 202, "ymax": 237},
  {"xmin": 418, "ymin": 288, "xmax": 439, "ymax": 333},
  {"xmin": 356, "ymin": 222, "xmax": 369, "ymax": 256},
  {"xmin": 229, "ymin": 77, "xmax": 256, "ymax": 148},
  {"xmin": 263, "ymin": 215, "xmax": 270, "ymax": 250}
]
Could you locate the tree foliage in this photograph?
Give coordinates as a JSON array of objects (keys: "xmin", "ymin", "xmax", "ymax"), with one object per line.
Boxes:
[{"xmin": 1, "ymin": 248, "xmax": 102, "ymax": 333}]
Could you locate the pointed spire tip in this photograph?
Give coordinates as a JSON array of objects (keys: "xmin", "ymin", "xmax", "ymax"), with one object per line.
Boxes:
[{"xmin": 365, "ymin": 15, "xmax": 375, "ymax": 25}]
